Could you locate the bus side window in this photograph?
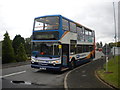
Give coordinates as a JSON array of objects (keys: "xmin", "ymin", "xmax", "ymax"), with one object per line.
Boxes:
[
  {"xmin": 77, "ymin": 45, "xmax": 82, "ymax": 53},
  {"xmin": 70, "ymin": 45, "xmax": 76, "ymax": 54},
  {"xmin": 77, "ymin": 26, "xmax": 83, "ymax": 41},
  {"xmin": 89, "ymin": 45, "xmax": 93, "ymax": 51},
  {"xmin": 89, "ymin": 31, "xmax": 92, "ymax": 36},
  {"xmin": 62, "ymin": 19, "xmax": 69, "ymax": 31},
  {"xmin": 70, "ymin": 22, "xmax": 76, "ymax": 33}
]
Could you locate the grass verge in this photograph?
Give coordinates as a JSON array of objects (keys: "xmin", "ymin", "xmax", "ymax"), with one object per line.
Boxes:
[{"xmin": 97, "ymin": 55, "xmax": 120, "ymax": 88}]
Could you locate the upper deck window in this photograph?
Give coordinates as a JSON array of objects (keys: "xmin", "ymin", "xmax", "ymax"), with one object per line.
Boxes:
[
  {"xmin": 85, "ymin": 28, "xmax": 89, "ymax": 35},
  {"xmin": 92, "ymin": 31, "xmax": 95, "ymax": 37},
  {"xmin": 34, "ymin": 16, "xmax": 59, "ymax": 31},
  {"xmin": 70, "ymin": 22, "xmax": 76, "ymax": 33},
  {"xmin": 89, "ymin": 31, "xmax": 92, "ymax": 36},
  {"xmin": 77, "ymin": 26, "xmax": 84, "ymax": 41},
  {"xmin": 77, "ymin": 26, "xmax": 83, "ymax": 34},
  {"xmin": 62, "ymin": 19, "xmax": 69, "ymax": 30}
]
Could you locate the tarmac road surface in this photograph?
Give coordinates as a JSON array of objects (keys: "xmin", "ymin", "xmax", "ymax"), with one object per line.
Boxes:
[
  {"xmin": 1, "ymin": 51, "xmax": 107, "ymax": 89},
  {"xmin": 2, "ymin": 64, "xmax": 67, "ymax": 89},
  {"xmin": 66, "ymin": 56, "xmax": 112, "ymax": 89}
]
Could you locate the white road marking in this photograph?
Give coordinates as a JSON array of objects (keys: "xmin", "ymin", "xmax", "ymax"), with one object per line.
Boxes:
[
  {"xmin": 82, "ymin": 70, "xmax": 86, "ymax": 73},
  {"xmin": 82, "ymin": 74, "xmax": 87, "ymax": 77},
  {"xmin": 0, "ymin": 70, "xmax": 26, "ymax": 78},
  {"xmin": 25, "ymin": 81, "xmax": 31, "ymax": 85}
]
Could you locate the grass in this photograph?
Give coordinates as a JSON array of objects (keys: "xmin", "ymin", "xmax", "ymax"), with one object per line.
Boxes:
[{"xmin": 97, "ymin": 55, "xmax": 120, "ymax": 88}]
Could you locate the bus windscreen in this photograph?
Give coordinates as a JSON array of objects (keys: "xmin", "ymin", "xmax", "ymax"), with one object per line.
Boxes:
[
  {"xmin": 34, "ymin": 16, "xmax": 59, "ymax": 31},
  {"xmin": 32, "ymin": 42, "xmax": 60, "ymax": 57}
]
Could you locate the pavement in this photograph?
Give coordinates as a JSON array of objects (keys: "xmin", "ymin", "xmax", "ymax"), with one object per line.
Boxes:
[
  {"xmin": 1, "ymin": 60, "xmax": 31, "ymax": 69},
  {"xmin": 66, "ymin": 57, "xmax": 113, "ymax": 89}
]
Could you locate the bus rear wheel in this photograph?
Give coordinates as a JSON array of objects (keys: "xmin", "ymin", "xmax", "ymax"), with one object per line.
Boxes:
[{"xmin": 90, "ymin": 54, "xmax": 93, "ymax": 61}]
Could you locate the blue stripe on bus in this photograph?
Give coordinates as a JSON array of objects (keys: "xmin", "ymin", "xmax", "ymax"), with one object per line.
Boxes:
[
  {"xmin": 33, "ymin": 15, "xmax": 78, "ymax": 40},
  {"xmin": 35, "ymin": 14, "xmax": 62, "ymax": 19},
  {"xmin": 33, "ymin": 30, "xmax": 60, "ymax": 32},
  {"xmin": 32, "ymin": 40, "xmax": 60, "ymax": 42},
  {"xmin": 35, "ymin": 15, "xmax": 76, "ymax": 24}
]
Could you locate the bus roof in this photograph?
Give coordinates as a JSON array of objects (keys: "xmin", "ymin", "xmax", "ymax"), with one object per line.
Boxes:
[
  {"xmin": 35, "ymin": 14, "xmax": 61, "ymax": 19},
  {"xmin": 35, "ymin": 14, "xmax": 94, "ymax": 31}
]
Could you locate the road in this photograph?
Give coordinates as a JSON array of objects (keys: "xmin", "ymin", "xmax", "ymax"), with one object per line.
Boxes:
[
  {"xmin": 94, "ymin": 50, "xmax": 105, "ymax": 60},
  {"xmin": 1, "ymin": 51, "xmax": 106, "ymax": 89},
  {"xmin": 2, "ymin": 64, "xmax": 67, "ymax": 88},
  {"xmin": 66, "ymin": 54, "xmax": 110, "ymax": 88}
]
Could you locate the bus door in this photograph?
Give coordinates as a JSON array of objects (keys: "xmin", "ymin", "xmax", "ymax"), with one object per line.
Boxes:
[{"xmin": 62, "ymin": 44, "xmax": 69, "ymax": 67}]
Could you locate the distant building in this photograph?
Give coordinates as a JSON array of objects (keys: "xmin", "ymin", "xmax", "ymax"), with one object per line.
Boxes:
[{"xmin": 111, "ymin": 47, "xmax": 120, "ymax": 55}]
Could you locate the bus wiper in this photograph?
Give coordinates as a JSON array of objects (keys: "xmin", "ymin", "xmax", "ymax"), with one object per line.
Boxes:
[
  {"xmin": 49, "ymin": 56, "xmax": 53, "ymax": 59},
  {"xmin": 35, "ymin": 55, "xmax": 38, "ymax": 58}
]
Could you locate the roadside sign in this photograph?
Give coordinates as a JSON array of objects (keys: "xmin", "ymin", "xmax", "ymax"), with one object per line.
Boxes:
[
  {"xmin": 102, "ymin": 45, "xmax": 111, "ymax": 72},
  {"xmin": 102, "ymin": 45, "xmax": 111, "ymax": 55}
]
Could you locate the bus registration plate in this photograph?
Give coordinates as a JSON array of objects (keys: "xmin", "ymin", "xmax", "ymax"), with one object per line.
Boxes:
[{"xmin": 39, "ymin": 67, "xmax": 46, "ymax": 70}]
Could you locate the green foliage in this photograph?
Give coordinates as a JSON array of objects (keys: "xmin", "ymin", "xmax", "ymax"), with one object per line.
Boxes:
[
  {"xmin": 2, "ymin": 32, "xmax": 31, "ymax": 63},
  {"xmin": 12, "ymin": 35, "xmax": 25, "ymax": 55},
  {"xmin": 96, "ymin": 42, "xmax": 103, "ymax": 48},
  {"xmin": 97, "ymin": 55, "xmax": 120, "ymax": 88},
  {"xmin": 2, "ymin": 31, "xmax": 15, "ymax": 64},
  {"xmin": 109, "ymin": 41, "xmax": 120, "ymax": 47},
  {"xmin": 16, "ymin": 43, "xmax": 27, "ymax": 62},
  {"xmin": 25, "ymin": 37, "xmax": 31, "ymax": 57},
  {"xmin": 100, "ymin": 41, "xmax": 103, "ymax": 47}
]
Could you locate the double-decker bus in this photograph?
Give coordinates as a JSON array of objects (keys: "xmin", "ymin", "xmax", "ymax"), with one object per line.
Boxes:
[{"xmin": 31, "ymin": 15, "xmax": 95, "ymax": 71}]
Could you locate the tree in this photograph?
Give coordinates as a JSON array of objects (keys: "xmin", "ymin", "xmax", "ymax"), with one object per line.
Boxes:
[
  {"xmin": 100, "ymin": 41, "xmax": 103, "ymax": 48},
  {"xmin": 117, "ymin": 41, "xmax": 120, "ymax": 47},
  {"xmin": 2, "ymin": 31, "xmax": 15, "ymax": 64},
  {"xmin": 16, "ymin": 43, "xmax": 27, "ymax": 62},
  {"xmin": 109, "ymin": 41, "xmax": 120, "ymax": 47},
  {"xmin": 25, "ymin": 37, "xmax": 31, "ymax": 57},
  {"xmin": 12, "ymin": 35, "xmax": 25, "ymax": 55},
  {"xmin": 96, "ymin": 42, "xmax": 100, "ymax": 48}
]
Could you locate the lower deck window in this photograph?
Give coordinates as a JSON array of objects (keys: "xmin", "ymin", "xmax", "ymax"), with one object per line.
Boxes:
[{"xmin": 76, "ymin": 45, "xmax": 94, "ymax": 54}]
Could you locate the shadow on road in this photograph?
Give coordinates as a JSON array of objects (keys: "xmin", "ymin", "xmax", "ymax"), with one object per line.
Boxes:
[{"xmin": 34, "ymin": 69, "xmax": 69, "ymax": 75}]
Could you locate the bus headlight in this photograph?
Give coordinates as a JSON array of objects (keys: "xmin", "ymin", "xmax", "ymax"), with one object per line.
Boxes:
[
  {"xmin": 31, "ymin": 58, "xmax": 36, "ymax": 62},
  {"xmin": 51, "ymin": 60, "xmax": 61, "ymax": 64},
  {"xmin": 55, "ymin": 60, "xmax": 61, "ymax": 64}
]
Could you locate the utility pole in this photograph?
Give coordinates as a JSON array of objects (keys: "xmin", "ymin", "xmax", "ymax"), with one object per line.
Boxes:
[
  {"xmin": 106, "ymin": 44, "xmax": 108, "ymax": 72},
  {"xmin": 113, "ymin": 2, "xmax": 117, "ymax": 62}
]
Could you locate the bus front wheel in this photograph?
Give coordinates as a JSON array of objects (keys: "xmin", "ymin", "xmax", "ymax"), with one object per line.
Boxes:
[{"xmin": 69, "ymin": 59, "xmax": 75, "ymax": 70}]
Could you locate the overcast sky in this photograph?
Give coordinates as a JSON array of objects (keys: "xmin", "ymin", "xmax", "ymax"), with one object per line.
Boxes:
[{"xmin": 0, "ymin": 0, "xmax": 119, "ymax": 45}]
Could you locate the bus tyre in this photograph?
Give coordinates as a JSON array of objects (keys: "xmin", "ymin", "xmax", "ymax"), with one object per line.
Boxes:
[
  {"xmin": 57, "ymin": 67, "xmax": 62, "ymax": 74},
  {"xmin": 90, "ymin": 54, "xmax": 93, "ymax": 59},
  {"xmin": 69, "ymin": 59, "xmax": 75, "ymax": 70}
]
